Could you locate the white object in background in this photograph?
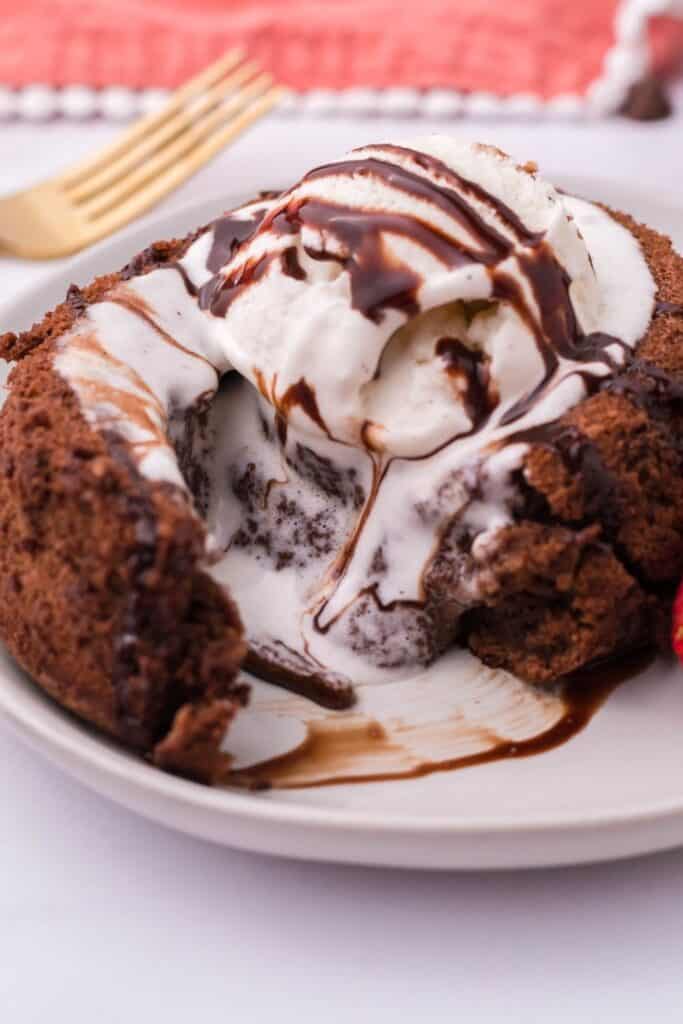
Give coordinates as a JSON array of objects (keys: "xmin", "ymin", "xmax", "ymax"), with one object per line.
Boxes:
[{"xmin": 0, "ymin": 0, "xmax": 679, "ymax": 122}]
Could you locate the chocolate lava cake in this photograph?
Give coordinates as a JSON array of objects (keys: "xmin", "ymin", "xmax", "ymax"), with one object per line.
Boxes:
[{"xmin": 0, "ymin": 139, "xmax": 682, "ymax": 783}]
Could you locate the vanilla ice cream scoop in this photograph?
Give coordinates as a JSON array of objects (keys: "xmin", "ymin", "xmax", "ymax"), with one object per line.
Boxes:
[{"xmin": 200, "ymin": 139, "xmax": 647, "ymax": 459}]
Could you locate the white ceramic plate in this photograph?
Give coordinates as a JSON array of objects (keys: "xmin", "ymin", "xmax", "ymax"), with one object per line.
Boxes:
[{"xmin": 1, "ymin": 176, "xmax": 682, "ymax": 871}]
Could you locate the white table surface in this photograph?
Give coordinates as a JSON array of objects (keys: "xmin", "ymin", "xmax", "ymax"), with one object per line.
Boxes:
[{"xmin": 2, "ymin": 92, "xmax": 683, "ymax": 1022}]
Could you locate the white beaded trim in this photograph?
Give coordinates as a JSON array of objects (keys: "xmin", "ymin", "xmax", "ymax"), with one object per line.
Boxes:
[{"xmin": 0, "ymin": 0, "xmax": 678, "ymax": 121}]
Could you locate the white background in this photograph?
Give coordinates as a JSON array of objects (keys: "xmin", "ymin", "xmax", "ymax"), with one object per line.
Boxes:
[{"xmin": 2, "ymin": 84, "xmax": 683, "ymax": 1021}]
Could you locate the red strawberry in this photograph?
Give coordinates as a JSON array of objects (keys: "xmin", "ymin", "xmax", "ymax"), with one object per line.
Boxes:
[{"xmin": 673, "ymin": 582, "xmax": 683, "ymax": 663}]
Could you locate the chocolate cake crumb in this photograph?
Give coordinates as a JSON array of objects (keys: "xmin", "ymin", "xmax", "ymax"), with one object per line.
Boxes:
[
  {"xmin": 152, "ymin": 698, "xmax": 238, "ymax": 783},
  {"xmin": 620, "ymin": 74, "xmax": 672, "ymax": 121}
]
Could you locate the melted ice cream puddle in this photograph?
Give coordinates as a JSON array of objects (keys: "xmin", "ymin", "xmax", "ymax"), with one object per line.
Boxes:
[
  {"xmin": 226, "ymin": 647, "xmax": 649, "ymax": 789},
  {"xmin": 229, "ymin": 650, "xmax": 563, "ymax": 784}
]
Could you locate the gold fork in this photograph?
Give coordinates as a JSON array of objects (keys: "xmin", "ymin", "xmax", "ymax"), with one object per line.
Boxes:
[{"xmin": 0, "ymin": 51, "xmax": 282, "ymax": 260}]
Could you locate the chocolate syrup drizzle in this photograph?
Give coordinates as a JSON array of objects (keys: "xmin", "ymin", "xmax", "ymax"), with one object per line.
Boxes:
[
  {"xmin": 436, "ymin": 336, "xmax": 497, "ymax": 430},
  {"xmin": 276, "ymin": 378, "xmax": 331, "ymax": 448},
  {"xmin": 207, "ymin": 209, "xmax": 269, "ymax": 273},
  {"xmin": 201, "ymin": 147, "xmax": 628, "ymax": 430},
  {"xmin": 109, "ymin": 288, "xmax": 220, "ymax": 374}
]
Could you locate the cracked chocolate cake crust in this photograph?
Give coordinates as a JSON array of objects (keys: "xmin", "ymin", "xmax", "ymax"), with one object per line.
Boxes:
[
  {"xmin": 0, "ymin": 231, "xmax": 248, "ymax": 783},
  {"xmin": 0, "ymin": 198, "xmax": 681, "ymax": 781},
  {"xmin": 464, "ymin": 209, "xmax": 683, "ymax": 680}
]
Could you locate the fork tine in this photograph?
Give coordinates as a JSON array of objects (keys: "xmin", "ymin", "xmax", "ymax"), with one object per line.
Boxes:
[
  {"xmin": 55, "ymin": 49, "xmax": 245, "ymax": 188},
  {"xmin": 66, "ymin": 61, "xmax": 262, "ymax": 204},
  {"xmin": 81, "ymin": 78, "xmax": 277, "ymax": 222},
  {"xmin": 86, "ymin": 88, "xmax": 283, "ymax": 242}
]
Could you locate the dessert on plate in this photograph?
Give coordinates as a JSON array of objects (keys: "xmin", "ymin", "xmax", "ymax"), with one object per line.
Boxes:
[{"xmin": 1, "ymin": 137, "xmax": 682, "ymax": 783}]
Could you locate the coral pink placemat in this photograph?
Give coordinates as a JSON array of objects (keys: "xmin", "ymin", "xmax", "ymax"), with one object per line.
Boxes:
[{"xmin": 0, "ymin": 0, "xmax": 682, "ymax": 117}]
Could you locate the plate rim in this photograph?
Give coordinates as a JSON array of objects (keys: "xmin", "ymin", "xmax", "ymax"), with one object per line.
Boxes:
[{"xmin": 3, "ymin": 657, "xmax": 683, "ymax": 836}]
